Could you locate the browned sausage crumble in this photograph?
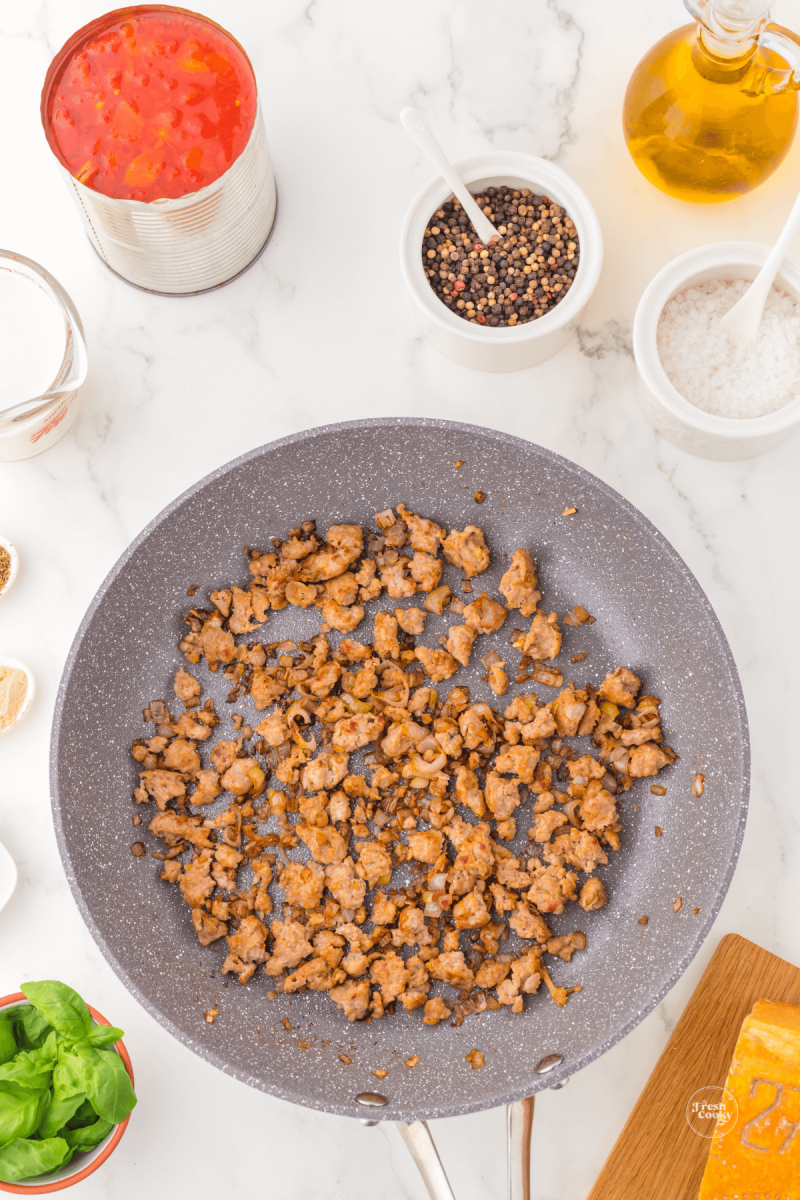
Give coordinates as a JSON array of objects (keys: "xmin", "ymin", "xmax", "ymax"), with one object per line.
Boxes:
[{"xmin": 130, "ymin": 506, "xmax": 677, "ymax": 1026}]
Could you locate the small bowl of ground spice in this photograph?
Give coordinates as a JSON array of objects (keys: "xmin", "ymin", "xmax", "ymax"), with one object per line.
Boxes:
[
  {"xmin": 0, "ymin": 658, "xmax": 34, "ymax": 737},
  {"xmin": 0, "ymin": 537, "xmax": 19, "ymax": 599},
  {"xmin": 400, "ymin": 150, "xmax": 602, "ymax": 372},
  {"xmin": 633, "ymin": 241, "xmax": 800, "ymax": 460}
]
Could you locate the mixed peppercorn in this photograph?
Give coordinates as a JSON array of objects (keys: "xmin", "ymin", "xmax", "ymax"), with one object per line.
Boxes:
[{"xmin": 422, "ymin": 185, "xmax": 580, "ymax": 327}]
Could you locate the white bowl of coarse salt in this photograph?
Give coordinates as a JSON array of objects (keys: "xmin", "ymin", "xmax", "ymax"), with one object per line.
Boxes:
[{"xmin": 633, "ymin": 242, "xmax": 800, "ymax": 460}]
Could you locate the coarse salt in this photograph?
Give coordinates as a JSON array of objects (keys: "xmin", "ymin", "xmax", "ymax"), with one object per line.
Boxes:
[{"xmin": 657, "ymin": 279, "xmax": 800, "ymax": 419}]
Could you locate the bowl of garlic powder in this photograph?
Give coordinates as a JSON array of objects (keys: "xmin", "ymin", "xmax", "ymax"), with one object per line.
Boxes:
[{"xmin": 0, "ymin": 658, "xmax": 35, "ymax": 736}]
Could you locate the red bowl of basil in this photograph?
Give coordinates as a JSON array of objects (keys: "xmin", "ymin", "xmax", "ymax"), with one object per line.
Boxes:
[{"xmin": 0, "ymin": 982, "xmax": 135, "ymax": 1193}]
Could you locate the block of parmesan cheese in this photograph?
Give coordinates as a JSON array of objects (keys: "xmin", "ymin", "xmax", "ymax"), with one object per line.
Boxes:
[{"xmin": 698, "ymin": 998, "xmax": 800, "ymax": 1199}]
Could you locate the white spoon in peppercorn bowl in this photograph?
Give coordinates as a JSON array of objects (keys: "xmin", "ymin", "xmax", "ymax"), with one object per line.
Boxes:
[{"xmin": 400, "ymin": 108, "xmax": 500, "ymax": 245}]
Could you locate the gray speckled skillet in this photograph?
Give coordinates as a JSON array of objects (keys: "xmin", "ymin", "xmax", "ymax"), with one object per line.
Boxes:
[{"xmin": 50, "ymin": 417, "xmax": 749, "ymax": 1124}]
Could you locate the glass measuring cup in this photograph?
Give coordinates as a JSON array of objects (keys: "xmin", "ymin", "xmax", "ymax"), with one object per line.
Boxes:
[{"xmin": 0, "ymin": 251, "xmax": 88, "ymax": 460}]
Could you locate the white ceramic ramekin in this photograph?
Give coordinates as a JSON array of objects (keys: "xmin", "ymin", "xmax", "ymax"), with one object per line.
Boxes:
[
  {"xmin": 0, "ymin": 535, "xmax": 19, "ymax": 599},
  {"xmin": 400, "ymin": 151, "xmax": 603, "ymax": 372},
  {"xmin": 633, "ymin": 242, "xmax": 800, "ymax": 460},
  {"xmin": 0, "ymin": 657, "xmax": 35, "ymax": 736}
]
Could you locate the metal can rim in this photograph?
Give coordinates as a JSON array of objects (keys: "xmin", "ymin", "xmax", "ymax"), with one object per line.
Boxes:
[
  {"xmin": 60, "ymin": 95, "xmax": 266, "ymax": 214},
  {"xmin": 40, "ymin": 4, "xmax": 259, "ymax": 205}
]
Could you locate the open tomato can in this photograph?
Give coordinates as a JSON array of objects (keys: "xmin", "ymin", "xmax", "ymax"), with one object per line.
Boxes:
[{"xmin": 41, "ymin": 6, "xmax": 277, "ymax": 295}]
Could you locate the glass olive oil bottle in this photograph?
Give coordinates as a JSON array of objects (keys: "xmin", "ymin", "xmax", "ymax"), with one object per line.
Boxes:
[{"xmin": 624, "ymin": 0, "xmax": 800, "ymax": 202}]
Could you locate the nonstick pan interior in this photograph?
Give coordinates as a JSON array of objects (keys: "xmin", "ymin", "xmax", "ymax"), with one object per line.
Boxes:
[{"xmin": 51, "ymin": 418, "xmax": 749, "ymax": 1121}]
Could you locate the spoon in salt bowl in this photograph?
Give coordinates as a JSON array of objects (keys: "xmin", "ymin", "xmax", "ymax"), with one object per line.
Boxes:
[
  {"xmin": 719, "ymin": 186, "xmax": 800, "ymax": 343},
  {"xmin": 400, "ymin": 108, "xmax": 500, "ymax": 245}
]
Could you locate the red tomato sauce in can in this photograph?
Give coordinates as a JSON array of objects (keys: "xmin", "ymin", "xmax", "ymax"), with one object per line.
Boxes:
[{"xmin": 42, "ymin": 6, "xmax": 257, "ymax": 202}]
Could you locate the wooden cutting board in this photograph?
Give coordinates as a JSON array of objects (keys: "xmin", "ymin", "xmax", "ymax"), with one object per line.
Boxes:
[{"xmin": 587, "ymin": 933, "xmax": 800, "ymax": 1200}]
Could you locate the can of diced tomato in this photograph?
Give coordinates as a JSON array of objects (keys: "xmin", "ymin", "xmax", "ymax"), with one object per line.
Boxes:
[{"xmin": 41, "ymin": 6, "xmax": 277, "ymax": 295}]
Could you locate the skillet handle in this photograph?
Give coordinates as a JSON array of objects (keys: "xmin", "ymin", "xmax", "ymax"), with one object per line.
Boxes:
[
  {"xmin": 396, "ymin": 1120, "xmax": 457, "ymax": 1200},
  {"xmin": 507, "ymin": 1097, "xmax": 535, "ymax": 1200}
]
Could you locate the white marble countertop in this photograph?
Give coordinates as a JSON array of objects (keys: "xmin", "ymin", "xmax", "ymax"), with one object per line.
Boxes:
[{"xmin": 2, "ymin": 0, "xmax": 800, "ymax": 1195}]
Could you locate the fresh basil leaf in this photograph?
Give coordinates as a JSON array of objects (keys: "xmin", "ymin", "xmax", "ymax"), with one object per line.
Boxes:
[
  {"xmin": 0, "ymin": 1136, "xmax": 71, "ymax": 1183},
  {"xmin": 82, "ymin": 1047, "xmax": 136, "ymax": 1124},
  {"xmin": 21, "ymin": 983, "xmax": 91, "ymax": 1045},
  {"xmin": 15, "ymin": 1007, "xmax": 53, "ymax": 1052},
  {"xmin": 86, "ymin": 1026, "xmax": 124, "ymax": 1049},
  {"xmin": 62, "ymin": 1116, "xmax": 113, "ymax": 1153},
  {"xmin": 66, "ymin": 1098, "xmax": 96, "ymax": 1129},
  {"xmin": 41, "ymin": 1031, "xmax": 58, "ymax": 1058},
  {"xmin": 0, "ymin": 1084, "xmax": 50, "ymax": 1147},
  {"xmin": 0, "ymin": 1031, "xmax": 59, "ymax": 1093},
  {"xmin": 38, "ymin": 1093, "xmax": 86, "ymax": 1140},
  {"xmin": 52, "ymin": 1045, "xmax": 87, "ymax": 1102},
  {"xmin": 0, "ymin": 1060, "xmax": 51, "ymax": 1093},
  {"xmin": 0, "ymin": 1023, "xmax": 15, "ymax": 1066}
]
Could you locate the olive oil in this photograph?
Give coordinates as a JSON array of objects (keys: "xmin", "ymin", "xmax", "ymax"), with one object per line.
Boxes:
[{"xmin": 623, "ymin": 2, "xmax": 800, "ymax": 203}]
